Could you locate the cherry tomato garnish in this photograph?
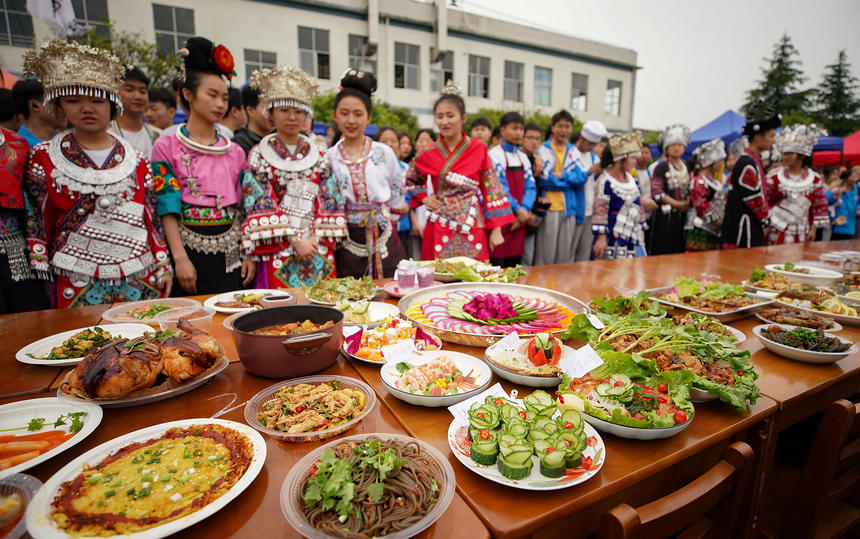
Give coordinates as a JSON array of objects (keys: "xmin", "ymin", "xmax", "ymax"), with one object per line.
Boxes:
[
  {"xmin": 657, "ymin": 383, "xmax": 668, "ymax": 394},
  {"xmin": 737, "ymin": 370, "xmax": 744, "ymax": 376},
  {"xmin": 633, "ymin": 413, "xmax": 644, "ymax": 420},
  {"xmin": 295, "ymin": 405, "xmax": 306, "ymax": 413},
  {"xmin": 673, "ymin": 410, "xmax": 688, "ymax": 424}
]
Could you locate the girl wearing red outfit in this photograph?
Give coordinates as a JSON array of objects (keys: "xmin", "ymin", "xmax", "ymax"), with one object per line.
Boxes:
[{"xmin": 407, "ymin": 82, "xmax": 514, "ymax": 260}]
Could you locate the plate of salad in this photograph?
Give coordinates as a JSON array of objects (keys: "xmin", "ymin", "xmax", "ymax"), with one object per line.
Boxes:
[
  {"xmin": 483, "ymin": 333, "xmax": 568, "ymax": 387},
  {"xmin": 764, "ymin": 262, "xmax": 842, "ymax": 287},
  {"xmin": 15, "ymin": 324, "xmax": 154, "ymax": 366},
  {"xmin": 448, "ymin": 390, "xmax": 605, "ymax": 490},
  {"xmin": 304, "ymin": 277, "xmax": 379, "ymax": 305},
  {"xmin": 743, "ymin": 266, "xmax": 808, "ymax": 293},
  {"xmin": 753, "ymin": 324, "xmax": 856, "ymax": 363},
  {"xmin": 588, "ymin": 291, "xmax": 667, "ymax": 318},
  {"xmin": 649, "ymin": 276, "xmax": 773, "ymax": 322},
  {"xmin": 380, "ymin": 351, "xmax": 492, "ymax": 407},
  {"xmin": 563, "ymin": 312, "xmax": 759, "ymax": 412}
]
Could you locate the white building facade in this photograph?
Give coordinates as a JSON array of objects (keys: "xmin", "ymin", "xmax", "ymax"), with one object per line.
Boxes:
[{"xmin": 0, "ymin": 0, "xmax": 637, "ymax": 130}]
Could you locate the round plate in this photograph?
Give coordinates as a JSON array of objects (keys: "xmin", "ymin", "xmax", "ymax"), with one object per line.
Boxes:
[
  {"xmin": 740, "ymin": 281, "xmax": 780, "ymax": 296},
  {"xmin": 0, "ymin": 473, "xmax": 43, "ymax": 539},
  {"xmin": 428, "ymin": 256, "xmax": 481, "ymax": 283},
  {"xmin": 399, "ymin": 282, "xmax": 587, "ymax": 347},
  {"xmin": 305, "ymin": 287, "xmax": 382, "ymax": 306},
  {"xmin": 341, "ymin": 330, "xmax": 443, "ymax": 365},
  {"xmin": 56, "ymin": 355, "xmax": 229, "ymax": 408},
  {"xmin": 203, "ymin": 289, "xmax": 285, "ymax": 314},
  {"xmin": 243, "ymin": 375, "xmax": 376, "ymax": 442},
  {"xmin": 754, "ymin": 310, "xmax": 842, "ymax": 333},
  {"xmin": 101, "ymin": 298, "xmax": 202, "ymax": 326},
  {"xmin": 725, "ymin": 325, "xmax": 746, "ymax": 344},
  {"xmin": 16, "ymin": 324, "xmax": 155, "ymax": 366},
  {"xmin": 447, "ymin": 401, "xmax": 606, "ymax": 491},
  {"xmin": 689, "ymin": 388, "xmax": 719, "ymax": 403},
  {"xmin": 775, "ymin": 297, "xmax": 860, "ymax": 326},
  {"xmin": 342, "ymin": 301, "xmax": 401, "ymax": 328},
  {"xmin": 752, "ymin": 324, "xmax": 857, "ymax": 364},
  {"xmin": 380, "ymin": 350, "xmax": 492, "ymax": 407},
  {"xmin": 0, "ymin": 398, "xmax": 102, "ymax": 479},
  {"xmin": 581, "ymin": 409, "xmax": 694, "ymax": 440},
  {"xmin": 382, "ymin": 280, "xmax": 444, "ymax": 298},
  {"xmin": 483, "ymin": 339, "xmax": 568, "ymax": 388},
  {"xmin": 764, "ymin": 263, "xmax": 842, "ymax": 287},
  {"xmin": 281, "ymin": 432, "xmax": 455, "ymax": 539},
  {"xmin": 25, "ymin": 419, "xmax": 266, "ymax": 539}
]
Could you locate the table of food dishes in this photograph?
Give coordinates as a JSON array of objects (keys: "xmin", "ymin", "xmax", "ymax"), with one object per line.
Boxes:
[{"xmin": 1, "ymin": 243, "xmax": 860, "ymax": 538}]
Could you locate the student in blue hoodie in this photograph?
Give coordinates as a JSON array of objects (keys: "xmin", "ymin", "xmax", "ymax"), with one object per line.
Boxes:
[{"xmin": 534, "ymin": 110, "xmax": 593, "ymax": 265}]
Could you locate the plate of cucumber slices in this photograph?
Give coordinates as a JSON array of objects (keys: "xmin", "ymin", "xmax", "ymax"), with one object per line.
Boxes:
[{"xmin": 447, "ymin": 390, "xmax": 605, "ymax": 490}]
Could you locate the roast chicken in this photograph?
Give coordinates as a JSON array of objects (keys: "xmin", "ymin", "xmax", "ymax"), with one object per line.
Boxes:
[{"xmin": 62, "ymin": 319, "xmax": 224, "ymax": 399}]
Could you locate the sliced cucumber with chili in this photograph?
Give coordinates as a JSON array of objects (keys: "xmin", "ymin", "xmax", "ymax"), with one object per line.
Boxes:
[
  {"xmin": 523, "ymin": 390, "xmax": 555, "ymax": 417},
  {"xmin": 470, "ymin": 440, "xmax": 499, "ymax": 466},
  {"xmin": 532, "ymin": 439, "xmax": 551, "ymax": 455},
  {"xmin": 497, "ymin": 452, "xmax": 533, "ymax": 480},
  {"xmin": 539, "ymin": 448, "xmax": 566, "ymax": 478},
  {"xmin": 503, "ymin": 419, "xmax": 529, "ymax": 439},
  {"xmin": 498, "ymin": 403, "xmax": 519, "ymax": 423},
  {"xmin": 563, "ymin": 450, "xmax": 583, "ymax": 469},
  {"xmin": 468, "ymin": 405, "xmax": 499, "ymax": 430}
]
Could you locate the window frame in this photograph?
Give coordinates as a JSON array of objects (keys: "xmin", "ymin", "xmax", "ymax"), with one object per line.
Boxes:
[
  {"xmin": 468, "ymin": 54, "xmax": 490, "ymax": 98},
  {"xmin": 244, "ymin": 49, "xmax": 277, "ymax": 79},
  {"xmin": 0, "ymin": 0, "xmax": 35, "ymax": 48},
  {"xmin": 533, "ymin": 66, "xmax": 552, "ymax": 107},
  {"xmin": 430, "ymin": 50, "xmax": 454, "ymax": 93},
  {"xmin": 348, "ymin": 34, "xmax": 377, "ymax": 75},
  {"xmin": 152, "ymin": 4, "xmax": 195, "ymax": 55},
  {"xmin": 503, "ymin": 60, "xmax": 524, "ymax": 103},
  {"xmin": 393, "ymin": 41, "xmax": 420, "ymax": 90},
  {"xmin": 72, "ymin": 0, "xmax": 109, "ymax": 40},
  {"xmin": 570, "ymin": 72, "xmax": 588, "ymax": 112},
  {"xmin": 605, "ymin": 79, "xmax": 622, "ymax": 116},
  {"xmin": 298, "ymin": 26, "xmax": 330, "ymax": 80}
]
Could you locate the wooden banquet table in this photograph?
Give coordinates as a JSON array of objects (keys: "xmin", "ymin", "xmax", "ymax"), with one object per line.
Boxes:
[{"xmin": 2, "ymin": 239, "xmax": 860, "ymax": 538}]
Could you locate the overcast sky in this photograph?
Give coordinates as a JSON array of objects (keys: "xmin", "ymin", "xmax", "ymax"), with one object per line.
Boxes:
[{"xmin": 453, "ymin": 0, "xmax": 860, "ymax": 131}]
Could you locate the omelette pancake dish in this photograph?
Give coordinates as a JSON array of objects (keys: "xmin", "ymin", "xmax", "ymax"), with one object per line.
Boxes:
[{"xmin": 50, "ymin": 423, "xmax": 253, "ymax": 536}]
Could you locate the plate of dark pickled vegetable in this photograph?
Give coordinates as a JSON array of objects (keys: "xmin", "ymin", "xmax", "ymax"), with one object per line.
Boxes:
[{"xmin": 752, "ymin": 324, "xmax": 856, "ymax": 363}]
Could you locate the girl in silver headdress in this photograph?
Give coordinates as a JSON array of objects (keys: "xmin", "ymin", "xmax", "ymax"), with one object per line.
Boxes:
[
  {"xmin": 686, "ymin": 138, "xmax": 727, "ymax": 251},
  {"xmin": 649, "ymin": 124, "xmax": 692, "ymax": 255}
]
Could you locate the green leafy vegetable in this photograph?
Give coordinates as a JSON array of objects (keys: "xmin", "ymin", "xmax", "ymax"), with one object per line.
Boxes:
[
  {"xmin": 0, "ymin": 411, "xmax": 88, "ymax": 433},
  {"xmin": 395, "ymin": 362, "xmax": 413, "ymax": 374},
  {"xmin": 749, "ymin": 266, "xmax": 767, "ymax": 282}
]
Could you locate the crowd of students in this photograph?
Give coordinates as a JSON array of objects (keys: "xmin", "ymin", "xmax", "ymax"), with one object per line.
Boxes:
[{"xmin": 0, "ymin": 37, "xmax": 854, "ymax": 314}]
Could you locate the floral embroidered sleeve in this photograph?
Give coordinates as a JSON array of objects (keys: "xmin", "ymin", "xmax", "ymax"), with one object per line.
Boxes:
[
  {"xmin": 150, "ymin": 159, "xmax": 182, "ymax": 217},
  {"xmin": 138, "ymin": 159, "xmax": 172, "ymax": 277},
  {"xmin": 735, "ymin": 161, "xmax": 770, "ymax": 222},
  {"xmin": 405, "ymin": 149, "xmax": 430, "ymax": 207},
  {"xmin": 314, "ymin": 164, "xmax": 348, "ymax": 239},
  {"xmin": 478, "ymin": 150, "xmax": 514, "ymax": 230},
  {"xmin": 591, "ymin": 175, "xmax": 610, "ymax": 235},
  {"xmin": 690, "ymin": 176, "xmax": 716, "ymax": 223},
  {"xmin": 23, "ymin": 146, "xmax": 51, "ymax": 279}
]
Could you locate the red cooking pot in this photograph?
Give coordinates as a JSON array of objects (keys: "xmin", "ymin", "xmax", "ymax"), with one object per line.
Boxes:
[{"xmin": 232, "ymin": 305, "xmax": 344, "ymax": 378}]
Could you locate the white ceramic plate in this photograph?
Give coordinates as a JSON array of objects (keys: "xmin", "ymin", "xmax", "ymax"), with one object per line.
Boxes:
[
  {"xmin": 689, "ymin": 388, "xmax": 719, "ymax": 403},
  {"xmin": 764, "ymin": 263, "xmax": 842, "ymax": 287},
  {"xmin": 775, "ymin": 297, "xmax": 860, "ymax": 326},
  {"xmin": 724, "ymin": 325, "xmax": 746, "ymax": 344},
  {"xmin": 101, "ymin": 298, "xmax": 202, "ymax": 326},
  {"xmin": 380, "ymin": 351, "xmax": 492, "ymax": 407},
  {"xmin": 752, "ymin": 324, "xmax": 857, "ymax": 364},
  {"xmin": 341, "ymin": 330, "xmax": 443, "ymax": 365},
  {"xmin": 305, "ymin": 287, "xmax": 382, "ymax": 306},
  {"xmin": 25, "ymin": 418, "xmax": 266, "ymax": 539},
  {"xmin": 581, "ymin": 410, "xmax": 694, "ymax": 440},
  {"xmin": 16, "ymin": 324, "xmax": 155, "ymax": 366},
  {"xmin": 203, "ymin": 289, "xmax": 284, "ymax": 314},
  {"xmin": 57, "ymin": 355, "xmax": 229, "ymax": 408},
  {"xmin": 483, "ymin": 339, "xmax": 568, "ymax": 388},
  {"xmin": 740, "ymin": 281, "xmax": 780, "ymax": 296},
  {"xmin": 753, "ymin": 310, "xmax": 842, "ymax": 332},
  {"xmin": 0, "ymin": 398, "xmax": 102, "ymax": 479},
  {"xmin": 341, "ymin": 301, "xmax": 401, "ymax": 328},
  {"xmin": 447, "ymin": 401, "xmax": 606, "ymax": 491}
]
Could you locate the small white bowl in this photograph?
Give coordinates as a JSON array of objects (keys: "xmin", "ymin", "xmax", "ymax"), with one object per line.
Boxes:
[
  {"xmin": 764, "ymin": 263, "xmax": 842, "ymax": 287},
  {"xmin": 752, "ymin": 324, "xmax": 857, "ymax": 364}
]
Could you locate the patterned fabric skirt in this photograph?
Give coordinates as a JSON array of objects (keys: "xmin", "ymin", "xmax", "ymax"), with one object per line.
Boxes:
[{"xmin": 685, "ymin": 227, "xmax": 721, "ymax": 251}]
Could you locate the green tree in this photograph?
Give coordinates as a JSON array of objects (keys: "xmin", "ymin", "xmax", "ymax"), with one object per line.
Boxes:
[
  {"xmin": 465, "ymin": 108, "xmax": 578, "ymax": 139},
  {"xmin": 741, "ymin": 33, "xmax": 813, "ymax": 120},
  {"xmin": 814, "ymin": 50, "xmax": 860, "ymax": 136},
  {"xmin": 71, "ymin": 20, "xmax": 180, "ymax": 88},
  {"xmin": 312, "ymin": 90, "xmax": 419, "ymax": 135}
]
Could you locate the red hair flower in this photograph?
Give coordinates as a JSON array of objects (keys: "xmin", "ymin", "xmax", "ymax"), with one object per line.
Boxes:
[{"xmin": 211, "ymin": 44, "xmax": 236, "ymax": 80}]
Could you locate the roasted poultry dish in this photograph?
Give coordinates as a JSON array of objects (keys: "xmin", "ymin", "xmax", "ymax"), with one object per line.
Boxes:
[{"xmin": 62, "ymin": 319, "xmax": 224, "ymax": 399}]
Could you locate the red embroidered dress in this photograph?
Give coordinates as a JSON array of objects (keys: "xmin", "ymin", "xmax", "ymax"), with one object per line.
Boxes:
[
  {"xmin": 408, "ymin": 134, "xmax": 514, "ymax": 261},
  {"xmin": 25, "ymin": 131, "xmax": 171, "ymax": 308},
  {"xmin": 764, "ymin": 167, "xmax": 829, "ymax": 245},
  {"xmin": 241, "ymin": 133, "xmax": 342, "ymax": 287}
]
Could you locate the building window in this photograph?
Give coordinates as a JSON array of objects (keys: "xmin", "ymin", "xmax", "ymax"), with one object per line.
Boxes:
[
  {"xmin": 298, "ymin": 26, "xmax": 330, "ymax": 80},
  {"xmin": 153, "ymin": 4, "xmax": 194, "ymax": 55},
  {"xmin": 430, "ymin": 50, "xmax": 453, "ymax": 93},
  {"xmin": 503, "ymin": 61, "xmax": 523, "ymax": 102},
  {"xmin": 394, "ymin": 42, "xmax": 419, "ymax": 90},
  {"xmin": 571, "ymin": 73, "xmax": 588, "ymax": 111},
  {"xmin": 348, "ymin": 35, "xmax": 377, "ymax": 75},
  {"xmin": 606, "ymin": 79, "xmax": 622, "ymax": 116},
  {"xmin": 244, "ymin": 49, "xmax": 277, "ymax": 78},
  {"xmin": 534, "ymin": 66, "xmax": 552, "ymax": 106},
  {"xmin": 468, "ymin": 54, "xmax": 490, "ymax": 98},
  {"xmin": 72, "ymin": 0, "xmax": 109, "ymax": 40},
  {"xmin": 0, "ymin": 0, "xmax": 34, "ymax": 48}
]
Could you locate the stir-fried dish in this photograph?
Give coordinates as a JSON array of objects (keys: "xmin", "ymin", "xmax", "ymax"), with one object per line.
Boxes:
[
  {"xmin": 250, "ymin": 320, "xmax": 334, "ymax": 336},
  {"xmin": 757, "ymin": 307, "xmax": 837, "ymax": 330},
  {"xmin": 305, "ymin": 277, "xmax": 376, "ymax": 303},
  {"xmin": 760, "ymin": 325, "xmax": 851, "ymax": 353},
  {"xmin": 31, "ymin": 327, "xmax": 115, "ymax": 360},
  {"xmin": 589, "ymin": 291, "xmax": 666, "ymax": 317},
  {"xmin": 257, "ymin": 381, "xmax": 366, "ymax": 434},
  {"xmin": 659, "ymin": 276, "xmax": 757, "ymax": 312},
  {"xmin": 748, "ymin": 266, "xmax": 806, "ymax": 291},
  {"xmin": 214, "ymin": 292, "xmax": 271, "ymax": 309}
]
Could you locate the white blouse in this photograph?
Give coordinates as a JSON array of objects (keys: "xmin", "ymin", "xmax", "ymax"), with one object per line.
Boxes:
[{"xmin": 326, "ymin": 139, "xmax": 405, "ymax": 210}]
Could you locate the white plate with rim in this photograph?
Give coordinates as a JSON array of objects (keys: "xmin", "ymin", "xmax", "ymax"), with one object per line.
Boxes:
[
  {"xmin": 775, "ymin": 296, "xmax": 860, "ymax": 326},
  {"xmin": 341, "ymin": 328, "xmax": 442, "ymax": 365},
  {"xmin": 581, "ymin": 409, "xmax": 694, "ymax": 440},
  {"xmin": 752, "ymin": 324, "xmax": 857, "ymax": 364},
  {"xmin": 483, "ymin": 339, "xmax": 568, "ymax": 388},
  {"xmin": 0, "ymin": 398, "xmax": 102, "ymax": 479},
  {"xmin": 764, "ymin": 263, "xmax": 842, "ymax": 287},
  {"xmin": 16, "ymin": 324, "xmax": 155, "ymax": 366},
  {"xmin": 341, "ymin": 301, "xmax": 401, "ymax": 328},
  {"xmin": 25, "ymin": 418, "xmax": 266, "ymax": 539},
  {"xmin": 724, "ymin": 325, "xmax": 746, "ymax": 344},
  {"xmin": 447, "ymin": 403, "xmax": 606, "ymax": 491},
  {"xmin": 203, "ymin": 289, "xmax": 285, "ymax": 314},
  {"xmin": 754, "ymin": 310, "xmax": 842, "ymax": 333},
  {"xmin": 380, "ymin": 350, "xmax": 492, "ymax": 407}
]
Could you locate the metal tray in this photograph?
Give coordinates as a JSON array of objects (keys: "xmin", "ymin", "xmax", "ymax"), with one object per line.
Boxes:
[
  {"xmin": 645, "ymin": 286, "xmax": 774, "ymax": 322},
  {"xmin": 398, "ymin": 282, "xmax": 588, "ymax": 347}
]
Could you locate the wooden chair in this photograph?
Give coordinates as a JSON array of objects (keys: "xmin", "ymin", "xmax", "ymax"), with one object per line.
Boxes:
[
  {"xmin": 597, "ymin": 441, "xmax": 755, "ymax": 539},
  {"xmin": 759, "ymin": 398, "xmax": 860, "ymax": 539}
]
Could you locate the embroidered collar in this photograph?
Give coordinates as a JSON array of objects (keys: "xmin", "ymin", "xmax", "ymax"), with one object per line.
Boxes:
[
  {"xmin": 176, "ymin": 124, "xmax": 231, "ymax": 155},
  {"xmin": 47, "ymin": 129, "xmax": 138, "ymax": 195},
  {"xmin": 604, "ymin": 170, "xmax": 640, "ymax": 201},
  {"xmin": 334, "ymin": 137, "xmax": 373, "ymax": 165},
  {"xmin": 698, "ymin": 172, "xmax": 722, "ymax": 192},
  {"xmin": 259, "ymin": 133, "xmax": 320, "ymax": 172}
]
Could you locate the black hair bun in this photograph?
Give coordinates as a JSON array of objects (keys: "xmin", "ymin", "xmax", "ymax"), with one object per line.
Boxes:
[
  {"xmin": 340, "ymin": 69, "xmax": 376, "ymax": 96},
  {"xmin": 181, "ymin": 36, "xmax": 218, "ymax": 75}
]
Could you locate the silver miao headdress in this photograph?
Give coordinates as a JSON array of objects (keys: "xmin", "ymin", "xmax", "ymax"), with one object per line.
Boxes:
[
  {"xmin": 662, "ymin": 124, "xmax": 690, "ymax": 147},
  {"xmin": 693, "ymin": 138, "xmax": 727, "ymax": 168},
  {"xmin": 774, "ymin": 124, "xmax": 826, "ymax": 157},
  {"xmin": 608, "ymin": 131, "xmax": 643, "ymax": 161},
  {"xmin": 440, "ymin": 80, "xmax": 462, "ymax": 97},
  {"xmin": 250, "ymin": 64, "xmax": 319, "ymax": 114}
]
